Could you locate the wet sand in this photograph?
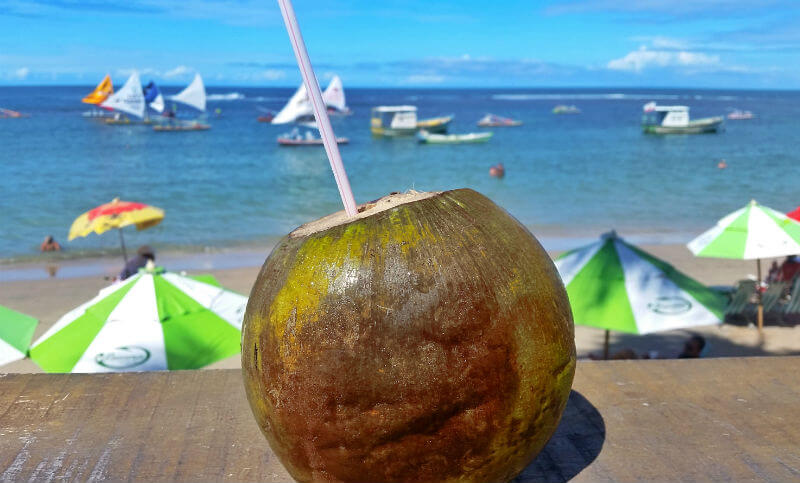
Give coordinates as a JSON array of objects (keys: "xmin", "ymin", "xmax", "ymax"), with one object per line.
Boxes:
[{"xmin": 1, "ymin": 243, "xmax": 797, "ymax": 373}]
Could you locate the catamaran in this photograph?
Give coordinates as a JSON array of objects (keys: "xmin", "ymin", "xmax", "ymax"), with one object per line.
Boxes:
[
  {"xmin": 100, "ymin": 72, "xmax": 145, "ymax": 124},
  {"xmin": 370, "ymin": 106, "xmax": 452, "ymax": 136},
  {"xmin": 642, "ymin": 102, "xmax": 723, "ymax": 134},
  {"xmin": 271, "ymin": 75, "xmax": 351, "ymax": 124},
  {"xmin": 153, "ymin": 73, "xmax": 210, "ymax": 131},
  {"xmin": 81, "ymin": 74, "xmax": 114, "ymax": 118}
]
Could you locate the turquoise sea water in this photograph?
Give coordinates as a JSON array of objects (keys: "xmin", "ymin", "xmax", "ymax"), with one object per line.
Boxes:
[{"xmin": 1, "ymin": 86, "xmax": 798, "ymax": 262}]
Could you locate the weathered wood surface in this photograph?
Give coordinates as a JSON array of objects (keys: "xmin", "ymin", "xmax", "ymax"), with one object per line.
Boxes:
[{"xmin": 1, "ymin": 357, "xmax": 798, "ymax": 482}]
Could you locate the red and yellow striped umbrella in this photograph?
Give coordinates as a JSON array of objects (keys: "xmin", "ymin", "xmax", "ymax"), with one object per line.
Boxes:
[{"xmin": 68, "ymin": 198, "xmax": 164, "ymax": 261}]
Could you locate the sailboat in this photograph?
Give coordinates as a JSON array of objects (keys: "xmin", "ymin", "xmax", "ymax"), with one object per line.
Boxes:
[
  {"xmin": 154, "ymin": 73, "xmax": 210, "ymax": 131},
  {"xmin": 81, "ymin": 74, "xmax": 114, "ymax": 118},
  {"xmin": 322, "ymin": 75, "xmax": 351, "ymax": 115},
  {"xmin": 271, "ymin": 75, "xmax": 350, "ymax": 124},
  {"xmin": 143, "ymin": 81, "xmax": 165, "ymax": 114},
  {"xmin": 101, "ymin": 72, "xmax": 145, "ymax": 124}
]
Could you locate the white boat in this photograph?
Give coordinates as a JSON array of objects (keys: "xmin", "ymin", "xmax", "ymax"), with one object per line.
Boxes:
[
  {"xmin": 642, "ymin": 102, "xmax": 723, "ymax": 134},
  {"xmin": 727, "ymin": 109, "xmax": 754, "ymax": 120},
  {"xmin": 277, "ymin": 127, "xmax": 348, "ymax": 146},
  {"xmin": 322, "ymin": 75, "xmax": 351, "ymax": 115},
  {"xmin": 477, "ymin": 114, "xmax": 522, "ymax": 127},
  {"xmin": 553, "ymin": 105, "xmax": 580, "ymax": 114},
  {"xmin": 417, "ymin": 130, "xmax": 492, "ymax": 144},
  {"xmin": 100, "ymin": 72, "xmax": 145, "ymax": 123},
  {"xmin": 370, "ymin": 106, "xmax": 452, "ymax": 136},
  {"xmin": 272, "ymin": 75, "xmax": 351, "ymax": 124}
]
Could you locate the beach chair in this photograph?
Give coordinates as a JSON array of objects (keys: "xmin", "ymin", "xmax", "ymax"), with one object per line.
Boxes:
[
  {"xmin": 760, "ymin": 281, "xmax": 788, "ymax": 324},
  {"xmin": 724, "ymin": 280, "xmax": 757, "ymax": 324},
  {"xmin": 781, "ymin": 277, "xmax": 800, "ymax": 325}
]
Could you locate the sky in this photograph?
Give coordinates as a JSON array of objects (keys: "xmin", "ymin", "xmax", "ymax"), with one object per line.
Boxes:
[{"xmin": 1, "ymin": 0, "xmax": 799, "ymax": 88}]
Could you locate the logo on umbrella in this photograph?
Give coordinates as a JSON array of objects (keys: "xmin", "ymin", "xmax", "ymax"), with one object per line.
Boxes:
[
  {"xmin": 95, "ymin": 346, "xmax": 151, "ymax": 369},
  {"xmin": 648, "ymin": 296, "xmax": 692, "ymax": 315}
]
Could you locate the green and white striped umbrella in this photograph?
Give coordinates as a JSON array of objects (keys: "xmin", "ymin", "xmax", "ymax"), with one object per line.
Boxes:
[
  {"xmin": 29, "ymin": 267, "xmax": 247, "ymax": 373},
  {"xmin": 0, "ymin": 305, "xmax": 38, "ymax": 367},
  {"xmin": 688, "ymin": 200, "xmax": 800, "ymax": 259},
  {"xmin": 555, "ymin": 231, "xmax": 726, "ymax": 335}
]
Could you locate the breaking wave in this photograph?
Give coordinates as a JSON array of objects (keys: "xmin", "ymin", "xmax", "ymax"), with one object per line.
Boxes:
[
  {"xmin": 207, "ymin": 92, "xmax": 246, "ymax": 101},
  {"xmin": 492, "ymin": 93, "xmax": 739, "ymax": 101}
]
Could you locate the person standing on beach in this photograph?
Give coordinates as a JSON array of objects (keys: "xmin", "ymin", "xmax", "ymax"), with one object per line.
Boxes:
[{"xmin": 119, "ymin": 245, "xmax": 156, "ymax": 280}]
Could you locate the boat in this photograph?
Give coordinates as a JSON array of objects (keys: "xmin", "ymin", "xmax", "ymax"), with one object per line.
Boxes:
[
  {"xmin": 642, "ymin": 102, "xmax": 723, "ymax": 134},
  {"xmin": 143, "ymin": 81, "xmax": 165, "ymax": 115},
  {"xmin": 277, "ymin": 128, "xmax": 348, "ymax": 146},
  {"xmin": 727, "ymin": 109, "xmax": 754, "ymax": 120},
  {"xmin": 257, "ymin": 106, "xmax": 275, "ymax": 123},
  {"xmin": 100, "ymin": 72, "xmax": 145, "ymax": 124},
  {"xmin": 153, "ymin": 120, "xmax": 210, "ymax": 132},
  {"xmin": 0, "ymin": 108, "xmax": 29, "ymax": 118},
  {"xmin": 151, "ymin": 73, "xmax": 209, "ymax": 131},
  {"xmin": 370, "ymin": 106, "xmax": 452, "ymax": 136},
  {"xmin": 417, "ymin": 130, "xmax": 492, "ymax": 144},
  {"xmin": 477, "ymin": 114, "xmax": 522, "ymax": 127},
  {"xmin": 81, "ymin": 74, "xmax": 114, "ymax": 118},
  {"xmin": 553, "ymin": 105, "xmax": 581, "ymax": 114},
  {"xmin": 272, "ymin": 75, "xmax": 351, "ymax": 124},
  {"xmin": 322, "ymin": 75, "xmax": 351, "ymax": 115}
]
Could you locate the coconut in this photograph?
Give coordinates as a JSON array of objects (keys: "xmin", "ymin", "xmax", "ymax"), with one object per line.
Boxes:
[{"xmin": 242, "ymin": 188, "xmax": 575, "ymax": 483}]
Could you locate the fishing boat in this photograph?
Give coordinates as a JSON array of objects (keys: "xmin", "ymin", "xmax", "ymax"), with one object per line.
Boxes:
[
  {"xmin": 477, "ymin": 114, "xmax": 522, "ymax": 127},
  {"xmin": 100, "ymin": 72, "xmax": 145, "ymax": 125},
  {"xmin": 152, "ymin": 73, "xmax": 209, "ymax": 131},
  {"xmin": 370, "ymin": 106, "xmax": 452, "ymax": 136},
  {"xmin": 272, "ymin": 75, "xmax": 351, "ymax": 124},
  {"xmin": 727, "ymin": 109, "xmax": 754, "ymax": 120},
  {"xmin": 417, "ymin": 130, "xmax": 492, "ymax": 144},
  {"xmin": 277, "ymin": 128, "xmax": 348, "ymax": 146},
  {"xmin": 0, "ymin": 108, "xmax": 29, "ymax": 118},
  {"xmin": 642, "ymin": 102, "xmax": 723, "ymax": 134},
  {"xmin": 81, "ymin": 74, "xmax": 114, "ymax": 118},
  {"xmin": 153, "ymin": 120, "xmax": 210, "ymax": 132},
  {"xmin": 257, "ymin": 106, "xmax": 275, "ymax": 122},
  {"xmin": 553, "ymin": 105, "xmax": 581, "ymax": 114}
]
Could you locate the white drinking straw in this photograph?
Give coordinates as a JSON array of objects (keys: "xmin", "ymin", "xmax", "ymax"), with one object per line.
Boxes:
[{"xmin": 277, "ymin": 0, "xmax": 358, "ymax": 217}]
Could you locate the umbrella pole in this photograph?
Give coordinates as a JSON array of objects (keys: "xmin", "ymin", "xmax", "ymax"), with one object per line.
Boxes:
[
  {"xmin": 119, "ymin": 229, "xmax": 128, "ymax": 263},
  {"xmin": 603, "ymin": 329, "xmax": 610, "ymax": 360},
  {"xmin": 756, "ymin": 258, "xmax": 763, "ymax": 335}
]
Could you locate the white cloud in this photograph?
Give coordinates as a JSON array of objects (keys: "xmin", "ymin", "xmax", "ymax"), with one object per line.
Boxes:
[
  {"xmin": 14, "ymin": 67, "xmax": 29, "ymax": 79},
  {"xmin": 257, "ymin": 69, "xmax": 285, "ymax": 81},
  {"xmin": 607, "ymin": 46, "xmax": 720, "ymax": 72},
  {"xmin": 403, "ymin": 74, "xmax": 446, "ymax": 84},
  {"xmin": 164, "ymin": 65, "xmax": 192, "ymax": 78}
]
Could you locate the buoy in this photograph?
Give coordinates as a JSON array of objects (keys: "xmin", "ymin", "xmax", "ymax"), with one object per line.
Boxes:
[{"xmin": 717, "ymin": 160, "xmax": 727, "ymax": 169}]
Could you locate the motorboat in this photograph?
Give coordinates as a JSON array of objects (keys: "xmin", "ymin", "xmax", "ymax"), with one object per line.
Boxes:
[
  {"xmin": 553, "ymin": 105, "xmax": 580, "ymax": 114},
  {"xmin": 477, "ymin": 114, "xmax": 522, "ymax": 127},
  {"xmin": 727, "ymin": 109, "xmax": 754, "ymax": 120},
  {"xmin": 417, "ymin": 130, "xmax": 492, "ymax": 144},
  {"xmin": 370, "ymin": 106, "xmax": 452, "ymax": 136},
  {"xmin": 277, "ymin": 128, "xmax": 348, "ymax": 146},
  {"xmin": 642, "ymin": 102, "xmax": 723, "ymax": 134}
]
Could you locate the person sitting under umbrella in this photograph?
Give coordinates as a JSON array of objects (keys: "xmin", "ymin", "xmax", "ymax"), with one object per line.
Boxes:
[{"xmin": 119, "ymin": 245, "xmax": 155, "ymax": 280}]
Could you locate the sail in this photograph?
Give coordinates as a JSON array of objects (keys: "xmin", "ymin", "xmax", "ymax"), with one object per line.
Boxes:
[
  {"xmin": 100, "ymin": 72, "xmax": 145, "ymax": 118},
  {"xmin": 323, "ymin": 75, "xmax": 346, "ymax": 112},
  {"xmin": 143, "ymin": 81, "xmax": 165, "ymax": 113},
  {"xmin": 169, "ymin": 73, "xmax": 206, "ymax": 112},
  {"xmin": 272, "ymin": 83, "xmax": 313, "ymax": 124},
  {"xmin": 82, "ymin": 75, "xmax": 114, "ymax": 105}
]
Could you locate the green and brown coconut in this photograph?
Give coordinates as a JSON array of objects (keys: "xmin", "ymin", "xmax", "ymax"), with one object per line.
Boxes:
[{"xmin": 242, "ymin": 188, "xmax": 575, "ymax": 483}]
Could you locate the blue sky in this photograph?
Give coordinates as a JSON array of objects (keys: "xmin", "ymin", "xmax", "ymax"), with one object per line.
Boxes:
[{"xmin": 1, "ymin": 0, "xmax": 799, "ymax": 88}]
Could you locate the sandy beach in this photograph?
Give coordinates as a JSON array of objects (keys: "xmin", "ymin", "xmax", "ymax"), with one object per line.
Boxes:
[{"xmin": 2, "ymin": 241, "xmax": 798, "ymax": 374}]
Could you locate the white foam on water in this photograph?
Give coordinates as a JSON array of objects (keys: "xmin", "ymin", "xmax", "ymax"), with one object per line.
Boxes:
[{"xmin": 206, "ymin": 92, "xmax": 245, "ymax": 101}]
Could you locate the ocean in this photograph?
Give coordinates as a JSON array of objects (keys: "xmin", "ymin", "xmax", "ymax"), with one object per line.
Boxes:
[{"xmin": 1, "ymin": 86, "xmax": 798, "ymax": 265}]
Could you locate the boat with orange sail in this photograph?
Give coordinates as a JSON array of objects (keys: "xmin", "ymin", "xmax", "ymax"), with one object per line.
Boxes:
[{"xmin": 81, "ymin": 75, "xmax": 114, "ymax": 118}]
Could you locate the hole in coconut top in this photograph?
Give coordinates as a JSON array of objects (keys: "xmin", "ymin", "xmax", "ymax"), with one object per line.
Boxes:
[{"xmin": 290, "ymin": 190, "xmax": 441, "ymax": 238}]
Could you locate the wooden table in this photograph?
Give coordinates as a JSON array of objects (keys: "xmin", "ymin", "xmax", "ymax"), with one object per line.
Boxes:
[{"xmin": 1, "ymin": 357, "xmax": 798, "ymax": 482}]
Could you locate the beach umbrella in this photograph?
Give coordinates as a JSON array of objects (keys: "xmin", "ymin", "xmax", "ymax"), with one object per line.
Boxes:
[
  {"xmin": 556, "ymin": 231, "xmax": 726, "ymax": 359},
  {"xmin": 68, "ymin": 198, "xmax": 164, "ymax": 262},
  {"xmin": 0, "ymin": 305, "xmax": 38, "ymax": 367},
  {"xmin": 687, "ymin": 200, "xmax": 800, "ymax": 332},
  {"xmin": 29, "ymin": 266, "xmax": 246, "ymax": 373},
  {"xmin": 787, "ymin": 206, "xmax": 800, "ymax": 223}
]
